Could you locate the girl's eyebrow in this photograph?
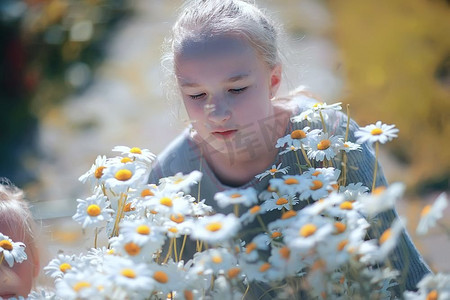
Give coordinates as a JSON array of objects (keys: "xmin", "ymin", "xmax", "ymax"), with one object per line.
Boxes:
[{"xmin": 180, "ymin": 74, "xmax": 250, "ymax": 88}]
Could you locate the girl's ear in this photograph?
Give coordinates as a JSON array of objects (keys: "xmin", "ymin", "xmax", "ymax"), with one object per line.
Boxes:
[{"xmin": 269, "ymin": 63, "xmax": 282, "ymax": 98}]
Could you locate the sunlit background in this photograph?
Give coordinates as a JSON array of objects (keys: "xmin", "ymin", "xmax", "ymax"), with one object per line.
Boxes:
[{"xmin": 0, "ymin": 0, "xmax": 449, "ymax": 284}]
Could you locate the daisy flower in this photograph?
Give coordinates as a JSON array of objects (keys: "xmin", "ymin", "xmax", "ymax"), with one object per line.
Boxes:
[
  {"xmin": 240, "ymin": 259, "xmax": 280, "ymax": 283},
  {"xmin": 260, "ymin": 193, "xmax": 299, "ymax": 212},
  {"xmin": 112, "ymin": 145, "xmax": 156, "ymax": 165},
  {"xmin": 102, "ymin": 161, "xmax": 148, "ymax": 193},
  {"xmin": 239, "ymin": 204, "xmax": 266, "ymax": 225},
  {"xmin": 55, "ymin": 268, "xmax": 106, "ymax": 300},
  {"xmin": 358, "ymin": 182, "xmax": 405, "ymax": 218},
  {"xmin": 193, "ymin": 248, "xmax": 237, "ymax": 276},
  {"xmin": 214, "ymin": 187, "xmax": 257, "ymax": 209},
  {"xmin": 190, "ymin": 213, "xmax": 241, "ymax": 245},
  {"xmin": 404, "ymin": 273, "xmax": 450, "ymax": 300},
  {"xmin": 307, "ymin": 132, "xmax": 343, "ymax": 162},
  {"xmin": 269, "ymin": 245, "xmax": 306, "ymax": 278},
  {"xmin": 0, "ymin": 233, "xmax": 27, "ymax": 267},
  {"xmin": 147, "ymin": 261, "xmax": 187, "ymax": 296},
  {"xmin": 339, "ymin": 182, "xmax": 369, "ymax": 200},
  {"xmin": 103, "ymin": 256, "xmax": 155, "ymax": 298},
  {"xmin": 109, "ymin": 234, "xmax": 158, "ymax": 262},
  {"xmin": 72, "ymin": 193, "xmax": 114, "ymax": 228},
  {"xmin": 254, "ymin": 163, "xmax": 290, "ymax": 181},
  {"xmin": 142, "ymin": 191, "xmax": 192, "ymax": 217},
  {"xmin": 268, "ymin": 175, "xmax": 309, "ymax": 196},
  {"xmin": 416, "ymin": 192, "xmax": 448, "ymax": 235},
  {"xmin": 44, "ymin": 253, "xmax": 79, "ymax": 278},
  {"xmin": 340, "ymin": 141, "xmax": 362, "ymax": 153},
  {"xmin": 158, "ymin": 170, "xmax": 202, "ymax": 193},
  {"xmin": 311, "ymin": 102, "xmax": 342, "ymax": 112},
  {"xmin": 239, "ymin": 234, "xmax": 270, "ymax": 263},
  {"xmin": 299, "ymin": 173, "xmax": 334, "ymax": 201},
  {"xmin": 355, "ymin": 121, "xmax": 399, "ymax": 145},
  {"xmin": 276, "ymin": 127, "xmax": 321, "ymax": 151},
  {"xmin": 78, "ymin": 155, "xmax": 108, "ymax": 190},
  {"xmin": 119, "ymin": 219, "xmax": 165, "ymax": 248}
]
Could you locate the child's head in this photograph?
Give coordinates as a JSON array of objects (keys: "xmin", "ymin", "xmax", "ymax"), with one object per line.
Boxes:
[
  {"xmin": 0, "ymin": 179, "xmax": 40, "ymax": 298},
  {"xmin": 164, "ymin": 0, "xmax": 286, "ymax": 158}
]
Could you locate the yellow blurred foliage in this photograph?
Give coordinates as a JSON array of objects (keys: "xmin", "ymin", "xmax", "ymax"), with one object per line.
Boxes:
[{"xmin": 329, "ymin": 0, "xmax": 450, "ymax": 189}]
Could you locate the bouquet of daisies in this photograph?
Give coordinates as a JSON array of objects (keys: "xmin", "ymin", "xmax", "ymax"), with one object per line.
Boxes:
[{"xmin": 36, "ymin": 102, "xmax": 449, "ymax": 300}]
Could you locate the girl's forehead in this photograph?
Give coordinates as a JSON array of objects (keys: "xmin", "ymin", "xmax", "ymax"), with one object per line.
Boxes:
[{"xmin": 175, "ymin": 34, "xmax": 255, "ymax": 61}]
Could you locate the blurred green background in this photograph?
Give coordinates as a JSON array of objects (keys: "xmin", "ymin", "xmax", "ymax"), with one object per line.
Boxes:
[{"xmin": 0, "ymin": 0, "xmax": 449, "ymax": 275}]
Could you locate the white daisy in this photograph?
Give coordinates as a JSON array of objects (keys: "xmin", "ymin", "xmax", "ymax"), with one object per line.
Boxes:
[
  {"xmin": 193, "ymin": 248, "xmax": 237, "ymax": 276},
  {"xmin": 72, "ymin": 193, "xmax": 114, "ymax": 228},
  {"xmin": 311, "ymin": 102, "xmax": 342, "ymax": 112},
  {"xmin": 268, "ymin": 175, "xmax": 309, "ymax": 196},
  {"xmin": 142, "ymin": 191, "xmax": 192, "ymax": 217},
  {"xmin": 0, "ymin": 233, "xmax": 27, "ymax": 267},
  {"xmin": 119, "ymin": 219, "xmax": 165, "ymax": 248},
  {"xmin": 158, "ymin": 170, "xmax": 202, "ymax": 193},
  {"xmin": 358, "ymin": 182, "xmax": 405, "ymax": 218},
  {"xmin": 214, "ymin": 187, "xmax": 257, "ymax": 209},
  {"xmin": 268, "ymin": 245, "xmax": 306, "ymax": 278},
  {"xmin": 147, "ymin": 261, "xmax": 187, "ymax": 296},
  {"xmin": 44, "ymin": 253, "xmax": 79, "ymax": 278},
  {"xmin": 307, "ymin": 132, "xmax": 344, "ymax": 162},
  {"xmin": 355, "ymin": 121, "xmax": 399, "ymax": 145},
  {"xmin": 239, "ymin": 204, "xmax": 266, "ymax": 225},
  {"xmin": 109, "ymin": 234, "xmax": 157, "ymax": 262},
  {"xmin": 239, "ymin": 234, "xmax": 270, "ymax": 263},
  {"xmin": 340, "ymin": 141, "xmax": 362, "ymax": 153},
  {"xmin": 276, "ymin": 127, "xmax": 321, "ymax": 149},
  {"xmin": 112, "ymin": 145, "xmax": 156, "ymax": 165},
  {"xmin": 54, "ymin": 268, "xmax": 106, "ymax": 300},
  {"xmin": 404, "ymin": 273, "xmax": 450, "ymax": 300},
  {"xmin": 416, "ymin": 192, "xmax": 448, "ymax": 235},
  {"xmin": 299, "ymin": 173, "xmax": 334, "ymax": 201},
  {"xmin": 254, "ymin": 163, "xmax": 290, "ymax": 181},
  {"xmin": 260, "ymin": 193, "xmax": 299, "ymax": 212},
  {"xmin": 78, "ymin": 155, "xmax": 108, "ymax": 190},
  {"xmin": 339, "ymin": 182, "xmax": 369, "ymax": 200},
  {"xmin": 102, "ymin": 161, "xmax": 148, "ymax": 193},
  {"xmin": 190, "ymin": 214, "xmax": 241, "ymax": 245}
]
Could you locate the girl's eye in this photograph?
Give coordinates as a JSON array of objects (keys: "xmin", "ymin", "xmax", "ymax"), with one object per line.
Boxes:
[
  {"xmin": 229, "ymin": 87, "xmax": 248, "ymax": 94},
  {"xmin": 189, "ymin": 93, "xmax": 206, "ymax": 100}
]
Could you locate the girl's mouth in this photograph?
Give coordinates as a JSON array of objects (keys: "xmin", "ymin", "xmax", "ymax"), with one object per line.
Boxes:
[{"xmin": 212, "ymin": 130, "xmax": 237, "ymax": 139}]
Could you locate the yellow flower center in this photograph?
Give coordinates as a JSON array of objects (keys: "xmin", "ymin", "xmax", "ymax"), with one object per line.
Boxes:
[
  {"xmin": 421, "ymin": 205, "xmax": 431, "ymax": 217},
  {"xmin": 334, "ymin": 222, "xmax": 346, "ymax": 234},
  {"xmin": 276, "ymin": 197, "xmax": 289, "ymax": 205},
  {"xmin": 168, "ymin": 227, "xmax": 178, "ymax": 233},
  {"xmin": 0, "ymin": 239, "xmax": 13, "ymax": 251},
  {"xmin": 121, "ymin": 268, "xmax": 136, "ymax": 279},
  {"xmin": 115, "ymin": 169, "xmax": 132, "ymax": 181},
  {"xmin": 59, "ymin": 263, "xmax": 72, "ymax": 273},
  {"xmin": 259, "ymin": 262, "xmax": 271, "ymax": 272},
  {"xmin": 230, "ymin": 193, "xmax": 241, "ymax": 198},
  {"xmin": 371, "ymin": 128, "xmax": 383, "ymax": 136},
  {"xmin": 281, "ymin": 210, "xmax": 297, "ymax": 219},
  {"xmin": 170, "ymin": 214, "xmax": 185, "ymax": 224},
  {"xmin": 372, "ymin": 186, "xmax": 386, "ymax": 195},
  {"xmin": 130, "ymin": 147, "xmax": 142, "ymax": 154},
  {"xmin": 73, "ymin": 281, "xmax": 91, "ymax": 292},
  {"xmin": 212, "ymin": 255, "xmax": 222, "ymax": 264},
  {"xmin": 124, "ymin": 242, "xmax": 140, "ymax": 256},
  {"xmin": 136, "ymin": 225, "xmax": 150, "ymax": 235},
  {"xmin": 269, "ymin": 168, "xmax": 278, "ymax": 173},
  {"xmin": 379, "ymin": 228, "xmax": 391, "ymax": 245},
  {"xmin": 312, "ymin": 171, "xmax": 321, "ymax": 176},
  {"xmin": 86, "ymin": 204, "xmax": 101, "ymax": 217},
  {"xmin": 340, "ymin": 201, "xmax": 353, "ymax": 210},
  {"xmin": 153, "ymin": 271, "xmax": 169, "ymax": 283},
  {"xmin": 205, "ymin": 222, "xmax": 222, "ymax": 232},
  {"xmin": 300, "ymin": 223, "xmax": 317, "ymax": 237},
  {"xmin": 184, "ymin": 290, "xmax": 194, "ymax": 300},
  {"xmin": 271, "ymin": 231, "xmax": 282, "ymax": 239},
  {"xmin": 246, "ymin": 242, "xmax": 257, "ymax": 254},
  {"xmin": 337, "ymin": 239, "xmax": 348, "ymax": 251},
  {"xmin": 94, "ymin": 166, "xmax": 105, "ymax": 179},
  {"xmin": 284, "ymin": 178, "xmax": 299, "ymax": 185},
  {"xmin": 160, "ymin": 197, "xmax": 173, "ymax": 207},
  {"xmin": 227, "ymin": 267, "xmax": 241, "ymax": 279},
  {"xmin": 310, "ymin": 180, "xmax": 323, "ymax": 191},
  {"xmin": 121, "ymin": 157, "xmax": 132, "ymax": 163},
  {"xmin": 317, "ymin": 139, "xmax": 331, "ymax": 150},
  {"xmin": 311, "ymin": 259, "xmax": 326, "ymax": 271},
  {"xmin": 426, "ymin": 290, "xmax": 438, "ymax": 300},
  {"xmin": 124, "ymin": 202, "xmax": 135, "ymax": 212},
  {"xmin": 279, "ymin": 247, "xmax": 290, "ymax": 260},
  {"xmin": 249, "ymin": 205, "xmax": 261, "ymax": 214},
  {"xmin": 290, "ymin": 130, "xmax": 307, "ymax": 139},
  {"xmin": 141, "ymin": 189, "xmax": 154, "ymax": 197}
]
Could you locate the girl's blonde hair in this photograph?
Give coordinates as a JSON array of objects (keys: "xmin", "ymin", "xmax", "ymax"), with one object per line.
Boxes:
[{"xmin": 0, "ymin": 178, "xmax": 38, "ymax": 257}]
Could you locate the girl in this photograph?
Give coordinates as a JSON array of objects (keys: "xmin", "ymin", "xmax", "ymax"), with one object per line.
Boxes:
[
  {"xmin": 149, "ymin": 0, "xmax": 430, "ymax": 295},
  {"xmin": 0, "ymin": 179, "xmax": 40, "ymax": 299}
]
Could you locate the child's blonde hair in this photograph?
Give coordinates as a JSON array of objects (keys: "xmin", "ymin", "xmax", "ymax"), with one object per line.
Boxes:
[{"xmin": 0, "ymin": 178, "xmax": 39, "ymax": 264}]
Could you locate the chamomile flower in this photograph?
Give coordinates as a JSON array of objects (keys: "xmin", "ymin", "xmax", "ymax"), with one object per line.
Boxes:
[
  {"xmin": 260, "ymin": 193, "xmax": 299, "ymax": 211},
  {"xmin": 78, "ymin": 155, "xmax": 108, "ymax": 190},
  {"xmin": 54, "ymin": 268, "xmax": 106, "ymax": 300},
  {"xmin": 358, "ymin": 182, "xmax": 405, "ymax": 218},
  {"xmin": 0, "ymin": 233, "xmax": 27, "ymax": 267},
  {"xmin": 103, "ymin": 256, "xmax": 154, "ymax": 298},
  {"xmin": 299, "ymin": 173, "xmax": 334, "ymax": 201},
  {"xmin": 190, "ymin": 213, "xmax": 241, "ymax": 245},
  {"xmin": 404, "ymin": 273, "xmax": 450, "ymax": 300},
  {"xmin": 214, "ymin": 187, "xmax": 257, "ymax": 209},
  {"xmin": 102, "ymin": 161, "xmax": 148, "ymax": 193},
  {"xmin": 276, "ymin": 127, "xmax": 321, "ymax": 150},
  {"xmin": 109, "ymin": 234, "xmax": 157, "ymax": 262},
  {"xmin": 339, "ymin": 182, "xmax": 369, "ymax": 200},
  {"xmin": 119, "ymin": 219, "xmax": 165, "ymax": 248},
  {"xmin": 72, "ymin": 193, "xmax": 114, "ymax": 228},
  {"xmin": 112, "ymin": 145, "xmax": 156, "ymax": 165},
  {"xmin": 416, "ymin": 192, "xmax": 448, "ymax": 235},
  {"xmin": 193, "ymin": 248, "xmax": 237, "ymax": 276},
  {"xmin": 143, "ymin": 191, "xmax": 192, "ymax": 217},
  {"xmin": 158, "ymin": 170, "xmax": 202, "ymax": 193},
  {"xmin": 239, "ymin": 204, "xmax": 265, "ymax": 225},
  {"xmin": 311, "ymin": 102, "xmax": 342, "ymax": 112},
  {"xmin": 340, "ymin": 141, "xmax": 362, "ymax": 153},
  {"xmin": 307, "ymin": 132, "xmax": 343, "ymax": 162},
  {"xmin": 269, "ymin": 245, "xmax": 306, "ymax": 277},
  {"xmin": 240, "ymin": 234, "xmax": 270, "ymax": 262},
  {"xmin": 269, "ymin": 175, "xmax": 309, "ymax": 196},
  {"xmin": 148, "ymin": 261, "xmax": 187, "ymax": 296},
  {"xmin": 255, "ymin": 163, "xmax": 290, "ymax": 181},
  {"xmin": 44, "ymin": 254, "xmax": 79, "ymax": 278},
  {"xmin": 355, "ymin": 121, "xmax": 399, "ymax": 145}
]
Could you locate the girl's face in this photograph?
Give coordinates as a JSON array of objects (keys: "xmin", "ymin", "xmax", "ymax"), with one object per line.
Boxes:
[
  {"xmin": 0, "ymin": 223, "xmax": 38, "ymax": 299},
  {"xmin": 175, "ymin": 34, "xmax": 281, "ymax": 161}
]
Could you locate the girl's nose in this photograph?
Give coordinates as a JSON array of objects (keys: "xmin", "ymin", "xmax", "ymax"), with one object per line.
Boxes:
[{"xmin": 205, "ymin": 98, "xmax": 231, "ymax": 124}]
